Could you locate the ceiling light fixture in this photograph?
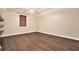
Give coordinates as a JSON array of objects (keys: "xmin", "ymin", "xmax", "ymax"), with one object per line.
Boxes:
[{"xmin": 29, "ymin": 9, "xmax": 35, "ymax": 13}]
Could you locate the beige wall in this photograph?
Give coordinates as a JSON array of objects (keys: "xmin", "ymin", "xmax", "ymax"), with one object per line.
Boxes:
[
  {"xmin": 0, "ymin": 11, "xmax": 36, "ymax": 37},
  {"xmin": 38, "ymin": 9, "xmax": 79, "ymax": 40},
  {"xmin": 0, "ymin": 9, "xmax": 79, "ymax": 40}
]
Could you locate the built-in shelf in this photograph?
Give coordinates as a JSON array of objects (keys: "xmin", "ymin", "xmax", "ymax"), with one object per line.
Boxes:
[
  {"xmin": 0, "ymin": 45, "xmax": 1, "ymax": 50},
  {"xmin": 0, "ymin": 15, "xmax": 4, "ymax": 51}
]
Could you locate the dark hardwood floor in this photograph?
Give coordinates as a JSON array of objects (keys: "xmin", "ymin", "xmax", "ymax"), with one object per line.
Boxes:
[{"xmin": 0, "ymin": 32, "xmax": 79, "ymax": 51}]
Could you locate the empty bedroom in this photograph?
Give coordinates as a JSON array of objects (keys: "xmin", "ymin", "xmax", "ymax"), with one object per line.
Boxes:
[{"xmin": 0, "ymin": 8, "xmax": 79, "ymax": 51}]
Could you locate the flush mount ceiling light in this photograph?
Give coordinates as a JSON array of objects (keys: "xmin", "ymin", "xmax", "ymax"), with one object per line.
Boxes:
[{"xmin": 29, "ymin": 9, "xmax": 35, "ymax": 13}]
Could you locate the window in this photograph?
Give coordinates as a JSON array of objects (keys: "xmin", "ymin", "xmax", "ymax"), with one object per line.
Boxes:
[{"xmin": 19, "ymin": 15, "xmax": 27, "ymax": 27}]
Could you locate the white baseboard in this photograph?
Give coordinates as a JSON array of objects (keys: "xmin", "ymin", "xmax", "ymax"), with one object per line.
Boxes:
[
  {"xmin": 0, "ymin": 31, "xmax": 35, "ymax": 37},
  {"xmin": 38, "ymin": 31, "xmax": 79, "ymax": 41},
  {"xmin": 1, "ymin": 31, "xmax": 79, "ymax": 41}
]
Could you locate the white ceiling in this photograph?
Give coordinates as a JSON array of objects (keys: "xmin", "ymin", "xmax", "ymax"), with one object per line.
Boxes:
[
  {"xmin": 1, "ymin": 8, "xmax": 79, "ymax": 15},
  {"xmin": 4, "ymin": 8, "xmax": 52, "ymax": 14},
  {"xmin": 0, "ymin": 8, "xmax": 46, "ymax": 14}
]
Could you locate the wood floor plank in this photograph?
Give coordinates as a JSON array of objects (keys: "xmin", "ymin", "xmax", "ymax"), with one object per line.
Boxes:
[{"xmin": 0, "ymin": 32, "xmax": 79, "ymax": 51}]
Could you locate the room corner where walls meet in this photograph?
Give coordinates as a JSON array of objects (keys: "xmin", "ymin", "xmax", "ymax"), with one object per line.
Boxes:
[{"xmin": 0, "ymin": 8, "xmax": 79, "ymax": 40}]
